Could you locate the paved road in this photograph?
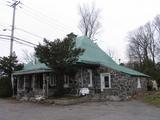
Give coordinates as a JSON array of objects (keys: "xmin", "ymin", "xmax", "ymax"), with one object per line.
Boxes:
[{"xmin": 0, "ymin": 99, "xmax": 160, "ymax": 120}]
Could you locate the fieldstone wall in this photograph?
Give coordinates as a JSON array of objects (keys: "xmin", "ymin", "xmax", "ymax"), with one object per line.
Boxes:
[{"xmin": 74, "ymin": 66, "xmax": 148, "ymax": 100}]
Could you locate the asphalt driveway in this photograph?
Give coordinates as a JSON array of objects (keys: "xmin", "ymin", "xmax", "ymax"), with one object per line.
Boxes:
[{"xmin": 0, "ymin": 99, "xmax": 159, "ymax": 120}]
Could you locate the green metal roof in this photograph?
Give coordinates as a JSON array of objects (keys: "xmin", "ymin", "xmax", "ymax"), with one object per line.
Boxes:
[
  {"xmin": 14, "ymin": 36, "xmax": 148, "ymax": 77},
  {"xmin": 76, "ymin": 36, "xmax": 148, "ymax": 77},
  {"xmin": 22, "ymin": 61, "xmax": 49, "ymax": 71},
  {"xmin": 13, "ymin": 61, "xmax": 51, "ymax": 75}
]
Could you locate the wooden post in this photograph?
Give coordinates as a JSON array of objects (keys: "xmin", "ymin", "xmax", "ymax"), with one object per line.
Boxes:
[
  {"xmin": 17, "ymin": 76, "xmax": 19, "ymax": 92},
  {"xmin": 81, "ymin": 67, "xmax": 83, "ymax": 87},
  {"xmin": 32, "ymin": 74, "xmax": 35, "ymax": 91},
  {"xmin": 23, "ymin": 76, "xmax": 26, "ymax": 91},
  {"xmin": 11, "ymin": 74, "xmax": 14, "ymax": 96},
  {"xmin": 46, "ymin": 78, "xmax": 49, "ymax": 98},
  {"xmin": 42, "ymin": 73, "xmax": 46, "ymax": 97}
]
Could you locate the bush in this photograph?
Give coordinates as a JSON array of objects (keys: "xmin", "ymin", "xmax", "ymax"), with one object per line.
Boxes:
[{"xmin": 0, "ymin": 77, "xmax": 12, "ymax": 98}]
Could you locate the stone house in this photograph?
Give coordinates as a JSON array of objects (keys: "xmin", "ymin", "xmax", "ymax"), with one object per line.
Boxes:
[{"xmin": 12, "ymin": 36, "xmax": 149, "ymax": 100}]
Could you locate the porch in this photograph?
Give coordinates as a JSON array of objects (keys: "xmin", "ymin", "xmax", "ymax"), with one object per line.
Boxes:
[{"xmin": 12, "ymin": 71, "xmax": 82, "ymax": 99}]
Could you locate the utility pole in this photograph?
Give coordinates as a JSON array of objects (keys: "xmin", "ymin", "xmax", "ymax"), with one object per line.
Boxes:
[
  {"xmin": 8, "ymin": 0, "xmax": 20, "ymax": 96},
  {"xmin": 10, "ymin": 0, "xmax": 20, "ymax": 57}
]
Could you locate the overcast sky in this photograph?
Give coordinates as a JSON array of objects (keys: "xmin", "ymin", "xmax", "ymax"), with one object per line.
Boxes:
[{"xmin": 0, "ymin": 0, "xmax": 160, "ymax": 63}]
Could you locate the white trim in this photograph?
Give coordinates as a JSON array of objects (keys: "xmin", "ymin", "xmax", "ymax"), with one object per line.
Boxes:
[
  {"xmin": 64, "ymin": 75, "xmax": 69, "ymax": 88},
  {"xmin": 137, "ymin": 78, "xmax": 141, "ymax": 88},
  {"xmin": 100, "ymin": 73, "xmax": 111, "ymax": 91},
  {"xmin": 88, "ymin": 69, "xmax": 93, "ymax": 87},
  {"xmin": 49, "ymin": 75, "xmax": 56, "ymax": 86}
]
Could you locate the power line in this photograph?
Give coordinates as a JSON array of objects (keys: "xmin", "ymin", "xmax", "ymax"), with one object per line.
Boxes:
[
  {"xmin": 14, "ymin": 36, "xmax": 37, "ymax": 46},
  {"xmin": 20, "ymin": 9, "xmax": 71, "ymax": 35},
  {"xmin": 14, "ymin": 39, "xmax": 35, "ymax": 48},
  {"xmin": 22, "ymin": 3, "xmax": 79, "ymax": 33},
  {"xmin": 19, "ymin": 4, "xmax": 79, "ymax": 36},
  {"xmin": 15, "ymin": 27, "xmax": 44, "ymax": 39},
  {"xmin": 0, "ymin": 36, "xmax": 34, "ymax": 48},
  {"xmin": 0, "ymin": 34, "xmax": 37, "ymax": 46},
  {"xmin": 0, "ymin": 24, "xmax": 44, "ymax": 42},
  {"xmin": 0, "ymin": 36, "xmax": 11, "ymax": 41}
]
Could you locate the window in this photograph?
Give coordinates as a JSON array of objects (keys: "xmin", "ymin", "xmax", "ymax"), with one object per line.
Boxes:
[
  {"xmin": 104, "ymin": 76, "xmax": 109, "ymax": 88},
  {"xmin": 50, "ymin": 75, "xmax": 56, "ymax": 86},
  {"xmin": 64, "ymin": 75, "xmax": 69, "ymax": 88},
  {"xmin": 100, "ymin": 73, "xmax": 111, "ymax": 91}
]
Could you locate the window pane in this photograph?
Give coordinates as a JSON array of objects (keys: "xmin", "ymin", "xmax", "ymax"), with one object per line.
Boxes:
[{"xmin": 104, "ymin": 76, "xmax": 109, "ymax": 88}]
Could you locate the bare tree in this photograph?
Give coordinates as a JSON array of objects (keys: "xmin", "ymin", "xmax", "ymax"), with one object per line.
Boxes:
[
  {"xmin": 153, "ymin": 15, "xmax": 160, "ymax": 60},
  {"xmin": 127, "ymin": 22, "xmax": 157, "ymax": 65},
  {"xmin": 127, "ymin": 15, "xmax": 160, "ymax": 84},
  {"xmin": 153, "ymin": 15, "xmax": 160, "ymax": 32},
  {"xmin": 145, "ymin": 23, "xmax": 156, "ymax": 64},
  {"xmin": 78, "ymin": 4, "xmax": 101, "ymax": 39}
]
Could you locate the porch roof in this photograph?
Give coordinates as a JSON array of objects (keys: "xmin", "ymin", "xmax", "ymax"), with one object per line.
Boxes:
[
  {"xmin": 13, "ymin": 61, "xmax": 52, "ymax": 75},
  {"xmin": 13, "ymin": 36, "xmax": 149, "ymax": 77}
]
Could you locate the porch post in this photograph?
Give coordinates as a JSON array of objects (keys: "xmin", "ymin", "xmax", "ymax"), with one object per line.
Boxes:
[
  {"xmin": 32, "ymin": 74, "xmax": 35, "ymax": 91},
  {"xmin": 81, "ymin": 67, "xmax": 83, "ymax": 87},
  {"xmin": 42, "ymin": 73, "xmax": 46, "ymax": 97},
  {"xmin": 46, "ymin": 77, "xmax": 49, "ymax": 98},
  {"xmin": 17, "ymin": 76, "xmax": 19, "ymax": 93},
  {"xmin": 100, "ymin": 73, "xmax": 103, "ymax": 92}
]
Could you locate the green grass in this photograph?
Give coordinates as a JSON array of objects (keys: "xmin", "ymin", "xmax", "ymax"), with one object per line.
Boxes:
[{"xmin": 143, "ymin": 91, "xmax": 160, "ymax": 107}]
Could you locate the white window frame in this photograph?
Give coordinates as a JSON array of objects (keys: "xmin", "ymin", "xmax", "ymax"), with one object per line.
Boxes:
[
  {"xmin": 49, "ymin": 75, "xmax": 56, "ymax": 86},
  {"xmin": 100, "ymin": 73, "xmax": 111, "ymax": 91},
  {"xmin": 88, "ymin": 69, "xmax": 93, "ymax": 87},
  {"xmin": 137, "ymin": 77, "xmax": 141, "ymax": 88},
  {"xmin": 64, "ymin": 75, "xmax": 69, "ymax": 88}
]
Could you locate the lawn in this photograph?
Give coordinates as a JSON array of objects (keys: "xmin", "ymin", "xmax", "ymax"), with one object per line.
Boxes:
[{"xmin": 142, "ymin": 91, "xmax": 160, "ymax": 107}]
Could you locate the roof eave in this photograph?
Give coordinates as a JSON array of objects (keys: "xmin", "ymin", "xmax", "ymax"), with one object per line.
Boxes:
[{"xmin": 13, "ymin": 69, "xmax": 52, "ymax": 75}]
